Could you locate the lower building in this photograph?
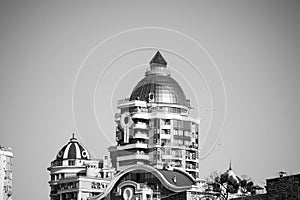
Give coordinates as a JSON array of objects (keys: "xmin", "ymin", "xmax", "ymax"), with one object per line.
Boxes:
[
  {"xmin": 90, "ymin": 164, "xmax": 217, "ymax": 200},
  {"xmin": 266, "ymin": 172, "xmax": 300, "ymax": 200},
  {"xmin": 47, "ymin": 135, "xmax": 115, "ymax": 200},
  {"xmin": 0, "ymin": 146, "xmax": 13, "ymax": 200},
  {"xmin": 231, "ymin": 172, "xmax": 300, "ymax": 200}
]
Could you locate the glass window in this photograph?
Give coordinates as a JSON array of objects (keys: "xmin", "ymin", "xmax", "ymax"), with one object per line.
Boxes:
[
  {"xmin": 68, "ymin": 160, "xmax": 75, "ymax": 166},
  {"xmin": 165, "ymin": 119, "xmax": 170, "ymax": 125},
  {"xmin": 153, "ymin": 118, "xmax": 160, "ymax": 129},
  {"xmin": 178, "ymin": 130, "xmax": 183, "ymax": 135},
  {"xmin": 173, "ymin": 129, "xmax": 178, "ymax": 135}
]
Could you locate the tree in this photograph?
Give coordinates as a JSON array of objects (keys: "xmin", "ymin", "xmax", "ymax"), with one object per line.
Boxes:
[{"xmin": 206, "ymin": 169, "xmax": 258, "ymax": 200}]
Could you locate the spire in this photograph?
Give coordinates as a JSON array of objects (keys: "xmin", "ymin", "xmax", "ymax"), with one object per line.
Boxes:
[
  {"xmin": 146, "ymin": 51, "xmax": 170, "ymax": 76},
  {"xmin": 150, "ymin": 51, "xmax": 167, "ymax": 66},
  {"xmin": 229, "ymin": 160, "xmax": 232, "ymax": 170}
]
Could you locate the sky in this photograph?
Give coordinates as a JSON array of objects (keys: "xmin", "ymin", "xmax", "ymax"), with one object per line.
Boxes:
[{"xmin": 0, "ymin": 1, "xmax": 300, "ymax": 199}]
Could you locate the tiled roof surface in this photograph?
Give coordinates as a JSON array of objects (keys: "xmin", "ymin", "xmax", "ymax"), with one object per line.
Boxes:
[{"xmin": 157, "ymin": 169, "xmax": 195, "ymax": 187}]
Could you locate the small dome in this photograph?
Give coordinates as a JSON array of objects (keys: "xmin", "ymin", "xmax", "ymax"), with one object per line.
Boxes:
[
  {"xmin": 129, "ymin": 51, "xmax": 189, "ymax": 107},
  {"xmin": 227, "ymin": 161, "xmax": 241, "ymax": 184},
  {"xmin": 56, "ymin": 134, "xmax": 90, "ymax": 160}
]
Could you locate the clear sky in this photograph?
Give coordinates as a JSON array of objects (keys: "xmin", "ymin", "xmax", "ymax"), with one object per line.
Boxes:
[{"xmin": 1, "ymin": 1, "xmax": 300, "ymax": 199}]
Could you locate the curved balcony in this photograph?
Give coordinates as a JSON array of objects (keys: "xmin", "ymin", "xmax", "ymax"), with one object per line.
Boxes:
[
  {"xmin": 131, "ymin": 112, "xmax": 149, "ymax": 119},
  {"xmin": 186, "ymin": 163, "xmax": 198, "ymax": 172},
  {"xmin": 161, "ymin": 124, "xmax": 171, "ymax": 129},
  {"xmin": 171, "ymin": 154, "xmax": 183, "ymax": 160},
  {"xmin": 117, "ymin": 154, "xmax": 149, "ymax": 162},
  {"xmin": 186, "ymin": 144, "xmax": 199, "ymax": 151},
  {"xmin": 117, "ymin": 143, "xmax": 148, "ymax": 150},
  {"xmin": 134, "ymin": 133, "xmax": 149, "ymax": 139},
  {"xmin": 185, "ymin": 157, "xmax": 198, "ymax": 163},
  {"xmin": 161, "ymin": 154, "xmax": 173, "ymax": 160},
  {"xmin": 133, "ymin": 123, "xmax": 148, "ymax": 130},
  {"xmin": 186, "ymin": 168, "xmax": 199, "ymax": 172},
  {"xmin": 160, "ymin": 133, "xmax": 171, "ymax": 140}
]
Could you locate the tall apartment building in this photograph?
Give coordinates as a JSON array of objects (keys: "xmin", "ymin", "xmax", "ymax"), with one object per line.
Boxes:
[
  {"xmin": 109, "ymin": 51, "xmax": 201, "ymax": 179},
  {"xmin": 0, "ymin": 146, "xmax": 13, "ymax": 200}
]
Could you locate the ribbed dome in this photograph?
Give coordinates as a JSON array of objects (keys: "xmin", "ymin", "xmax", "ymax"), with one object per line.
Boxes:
[
  {"xmin": 56, "ymin": 135, "xmax": 90, "ymax": 160},
  {"xmin": 129, "ymin": 51, "xmax": 188, "ymax": 107}
]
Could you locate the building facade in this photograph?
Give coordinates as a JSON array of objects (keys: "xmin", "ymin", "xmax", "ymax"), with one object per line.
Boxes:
[
  {"xmin": 266, "ymin": 173, "xmax": 300, "ymax": 200},
  {"xmin": 48, "ymin": 135, "xmax": 115, "ymax": 200},
  {"xmin": 0, "ymin": 146, "xmax": 13, "ymax": 200},
  {"xmin": 49, "ymin": 51, "xmax": 215, "ymax": 200},
  {"xmin": 109, "ymin": 51, "xmax": 201, "ymax": 180}
]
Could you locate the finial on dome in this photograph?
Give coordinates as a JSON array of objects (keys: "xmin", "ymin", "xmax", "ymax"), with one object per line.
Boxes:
[
  {"xmin": 70, "ymin": 133, "xmax": 77, "ymax": 141},
  {"xmin": 150, "ymin": 51, "xmax": 167, "ymax": 66}
]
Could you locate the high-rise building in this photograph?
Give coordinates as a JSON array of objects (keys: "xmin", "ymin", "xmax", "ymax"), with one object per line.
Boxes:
[
  {"xmin": 48, "ymin": 51, "xmax": 216, "ymax": 200},
  {"xmin": 47, "ymin": 135, "xmax": 115, "ymax": 200},
  {"xmin": 0, "ymin": 146, "xmax": 13, "ymax": 200},
  {"xmin": 109, "ymin": 51, "xmax": 201, "ymax": 179}
]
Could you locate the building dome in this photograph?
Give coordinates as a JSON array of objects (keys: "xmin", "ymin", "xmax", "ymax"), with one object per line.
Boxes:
[
  {"xmin": 56, "ymin": 134, "xmax": 90, "ymax": 160},
  {"xmin": 129, "ymin": 51, "xmax": 189, "ymax": 107}
]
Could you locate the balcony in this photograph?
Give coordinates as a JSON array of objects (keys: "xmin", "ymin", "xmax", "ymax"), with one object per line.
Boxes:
[
  {"xmin": 186, "ymin": 164, "xmax": 198, "ymax": 172},
  {"xmin": 117, "ymin": 153, "xmax": 149, "ymax": 162},
  {"xmin": 160, "ymin": 133, "xmax": 171, "ymax": 140},
  {"xmin": 131, "ymin": 106, "xmax": 148, "ymax": 113},
  {"xmin": 185, "ymin": 156, "xmax": 198, "ymax": 163},
  {"xmin": 116, "ymin": 98, "xmax": 131, "ymax": 109},
  {"xmin": 134, "ymin": 132, "xmax": 149, "ymax": 139},
  {"xmin": 172, "ymin": 154, "xmax": 183, "ymax": 160},
  {"xmin": 186, "ymin": 145, "xmax": 198, "ymax": 151},
  {"xmin": 186, "ymin": 168, "xmax": 198, "ymax": 172},
  {"xmin": 161, "ymin": 154, "xmax": 173, "ymax": 160},
  {"xmin": 172, "ymin": 161, "xmax": 183, "ymax": 168},
  {"xmin": 161, "ymin": 124, "xmax": 171, "ymax": 129},
  {"xmin": 133, "ymin": 123, "xmax": 148, "ymax": 129},
  {"xmin": 117, "ymin": 143, "xmax": 148, "ymax": 150}
]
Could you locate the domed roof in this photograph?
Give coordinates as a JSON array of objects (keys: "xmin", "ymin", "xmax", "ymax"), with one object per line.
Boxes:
[
  {"xmin": 56, "ymin": 134, "xmax": 90, "ymax": 160},
  {"xmin": 129, "ymin": 51, "xmax": 189, "ymax": 107}
]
